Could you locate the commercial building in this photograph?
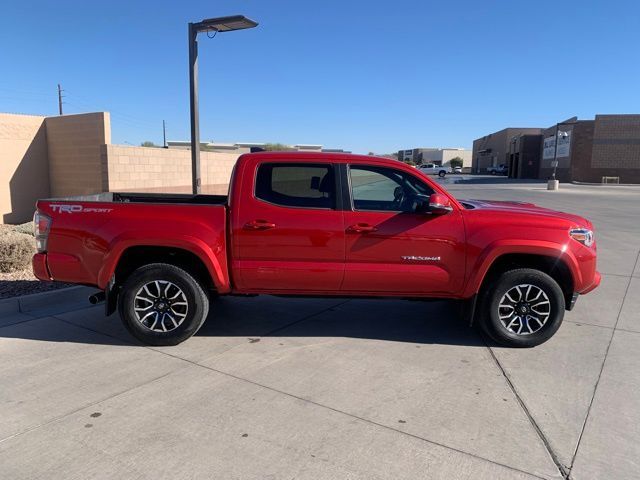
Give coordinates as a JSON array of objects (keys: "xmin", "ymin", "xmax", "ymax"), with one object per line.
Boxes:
[
  {"xmin": 473, "ymin": 114, "xmax": 640, "ymax": 183},
  {"xmin": 472, "ymin": 128, "xmax": 544, "ymax": 174},
  {"xmin": 540, "ymin": 115, "xmax": 640, "ymax": 184},
  {"xmin": 397, "ymin": 148, "xmax": 472, "ymax": 168}
]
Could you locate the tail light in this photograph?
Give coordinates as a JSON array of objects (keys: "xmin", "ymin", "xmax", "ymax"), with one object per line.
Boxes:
[{"xmin": 33, "ymin": 210, "xmax": 52, "ymax": 253}]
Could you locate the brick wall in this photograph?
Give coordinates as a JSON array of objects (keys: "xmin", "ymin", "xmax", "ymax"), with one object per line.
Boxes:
[
  {"xmin": 591, "ymin": 115, "xmax": 640, "ymax": 171},
  {"xmin": 103, "ymin": 145, "xmax": 239, "ymax": 194}
]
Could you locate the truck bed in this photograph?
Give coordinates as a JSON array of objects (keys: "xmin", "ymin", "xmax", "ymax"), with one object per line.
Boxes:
[
  {"xmin": 43, "ymin": 192, "xmax": 228, "ymax": 205},
  {"xmin": 34, "ymin": 194, "xmax": 230, "ymax": 291}
]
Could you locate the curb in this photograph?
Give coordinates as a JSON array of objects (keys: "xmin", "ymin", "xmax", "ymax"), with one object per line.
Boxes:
[
  {"xmin": 571, "ymin": 181, "xmax": 640, "ymax": 187},
  {"xmin": 0, "ymin": 286, "xmax": 99, "ymax": 317}
]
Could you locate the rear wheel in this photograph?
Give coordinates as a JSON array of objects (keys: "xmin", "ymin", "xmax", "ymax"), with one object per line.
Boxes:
[
  {"xmin": 118, "ymin": 263, "xmax": 209, "ymax": 346},
  {"xmin": 478, "ymin": 268, "xmax": 564, "ymax": 347}
]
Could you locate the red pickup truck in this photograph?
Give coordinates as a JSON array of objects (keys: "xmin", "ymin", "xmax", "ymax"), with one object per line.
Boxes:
[{"xmin": 32, "ymin": 152, "xmax": 600, "ymax": 347}]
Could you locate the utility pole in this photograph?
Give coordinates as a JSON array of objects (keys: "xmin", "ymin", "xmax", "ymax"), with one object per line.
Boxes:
[
  {"xmin": 57, "ymin": 84, "xmax": 64, "ymax": 115},
  {"xmin": 162, "ymin": 120, "xmax": 167, "ymax": 147}
]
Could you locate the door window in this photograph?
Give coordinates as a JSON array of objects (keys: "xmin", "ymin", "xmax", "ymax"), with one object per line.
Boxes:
[
  {"xmin": 349, "ymin": 165, "xmax": 433, "ymax": 212},
  {"xmin": 255, "ymin": 163, "xmax": 335, "ymax": 209}
]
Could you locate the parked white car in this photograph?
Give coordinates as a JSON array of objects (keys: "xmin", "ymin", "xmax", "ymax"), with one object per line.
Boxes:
[{"xmin": 418, "ymin": 163, "xmax": 450, "ymax": 177}]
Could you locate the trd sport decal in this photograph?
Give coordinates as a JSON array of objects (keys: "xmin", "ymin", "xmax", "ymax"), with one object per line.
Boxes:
[{"xmin": 50, "ymin": 205, "xmax": 113, "ymax": 214}]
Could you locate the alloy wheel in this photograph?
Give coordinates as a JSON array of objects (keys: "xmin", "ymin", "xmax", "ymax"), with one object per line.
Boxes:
[
  {"xmin": 133, "ymin": 280, "xmax": 189, "ymax": 332},
  {"xmin": 498, "ymin": 284, "xmax": 551, "ymax": 335}
]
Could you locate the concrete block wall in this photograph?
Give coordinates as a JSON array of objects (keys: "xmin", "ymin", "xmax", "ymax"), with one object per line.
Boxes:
[
  {"xmin": 103, "ymin": 145, "xmax": 238, "ymax": 194},
  {"xmin": 45, "ymin": 112, "xmax": 111, "ymax": 197},
  {"xmin": 0, "ymin": 113, "xmax": 50, "ymax": 223}
]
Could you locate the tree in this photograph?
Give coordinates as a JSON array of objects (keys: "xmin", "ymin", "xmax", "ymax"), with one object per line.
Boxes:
[
  {"xmin": 141, "ymin": 141, "xmax": 158, "ymax": 148},
  {"xmin": 263, "ymin": 143, "xmax": 294, "ymax": 151},
  {"xmin": 449, "ymin": 156, "xmax": 464, "ymax": 169}
]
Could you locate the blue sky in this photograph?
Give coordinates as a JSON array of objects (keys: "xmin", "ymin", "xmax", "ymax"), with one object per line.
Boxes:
[{"xmin": 1, "ymin": 0, "xmax": 639, "ymax": 153}]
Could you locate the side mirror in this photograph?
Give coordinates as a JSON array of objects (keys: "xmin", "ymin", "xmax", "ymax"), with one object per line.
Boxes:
[{"xmin": 428, "ymin": 193, "xmax": 453, "ymax": 215}]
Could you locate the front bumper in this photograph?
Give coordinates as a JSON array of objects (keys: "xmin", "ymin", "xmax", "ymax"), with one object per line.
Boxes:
[
  {"xmin": 581, "ymin": 270, "xmax": 601, "ymax": 295},
  {"xmin": 568, "ymin": 270, "xmax": 601, "ymax": 311}
]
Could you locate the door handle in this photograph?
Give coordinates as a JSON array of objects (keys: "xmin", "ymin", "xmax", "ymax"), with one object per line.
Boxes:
[
  {"xmin": 346, "ymin": 223, "xmax": 378, "ymax": 234},
  {"xmin": 243, "ymin": 220, "xmax": 276, "ymax": 231}
]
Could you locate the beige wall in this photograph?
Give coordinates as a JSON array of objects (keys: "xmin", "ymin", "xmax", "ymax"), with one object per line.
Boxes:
[
  {"xmin": 0, "ymin": 111, "xmax": 240, "ymax": 224},
  {"xmin": 103, "ymin": 145, "xmax": 238, "ymax": 195},
  {"xmin": 441, "ymin": 149, "xmax": 472, "ymax": 168},
  {"xmin": 45, "ymin": 112, "xmax": 111, "ymax": 197},
  {"xmin": 0, "ymin": 113, "xmax": 50, "ymax": 223}
]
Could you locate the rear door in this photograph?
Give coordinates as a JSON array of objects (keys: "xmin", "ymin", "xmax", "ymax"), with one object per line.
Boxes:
[
  {"xmin": 342, "ymin": 164, "xmax": 466, "ymax": 295},
  {"xmin": 233, "ymin": 160, "xmax": 345, "ymax": 292}
]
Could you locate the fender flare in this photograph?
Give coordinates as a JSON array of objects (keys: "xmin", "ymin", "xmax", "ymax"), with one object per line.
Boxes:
[
  {"xmin": 97, "ymin": 234, "xmax": 230, "ymax": 293},
  {"xmin": 462, "ymin": 239, "xmax": 581, "ymax": 298}
]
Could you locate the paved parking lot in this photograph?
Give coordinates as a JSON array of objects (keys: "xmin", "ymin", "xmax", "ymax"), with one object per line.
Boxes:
[{"xmin": 1, "ymin": 178, "xmax": 639, "ymax": 479}]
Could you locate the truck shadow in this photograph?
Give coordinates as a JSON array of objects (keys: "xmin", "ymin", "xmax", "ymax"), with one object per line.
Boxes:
[
  {"xmin": 0, "ymin": 296, "xmax": 485, "ymax": 348},
  {"xmin": 196, "ymin": 297, "xmax": 485, "ymax": 347}
]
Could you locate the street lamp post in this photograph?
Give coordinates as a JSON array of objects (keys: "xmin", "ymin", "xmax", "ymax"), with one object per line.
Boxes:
[
  {"xmin": 550, "ymin": 125, "xmax": 567, "ymax": 181},
  {"xmin": 547, "ymin": 121, "xmax": 574, "ymax": 190},
  {"xmin": 188, "ymin": 15, "xmax": 258, "ymax": 194}
]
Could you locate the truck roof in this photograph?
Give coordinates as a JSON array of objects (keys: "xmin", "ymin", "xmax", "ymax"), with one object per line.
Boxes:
[{"xmin": 239, "ymin": 151, "xmax": 397, "ymax": 165}]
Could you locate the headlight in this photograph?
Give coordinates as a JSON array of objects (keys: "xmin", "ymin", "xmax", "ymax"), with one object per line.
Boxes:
[{"xmin": 569, "ymin": 228, "xmax": 594, "ymax": 247}]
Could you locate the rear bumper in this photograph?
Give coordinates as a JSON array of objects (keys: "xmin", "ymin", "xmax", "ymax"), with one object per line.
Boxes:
[{"xmin": 32, "ymin": 253, "xmax": 52, "ymax": 281}]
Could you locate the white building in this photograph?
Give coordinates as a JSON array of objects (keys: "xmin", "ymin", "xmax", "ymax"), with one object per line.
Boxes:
[{"xmin": 398, "ymin": 147, "xmax": 472, "ymax": 168}]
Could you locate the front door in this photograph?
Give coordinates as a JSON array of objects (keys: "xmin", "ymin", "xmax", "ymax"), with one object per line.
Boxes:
[
  {"xmin": 233, "ymin": 161, "xmax": 345, "ymax": 292},
  {"xmin": 342, "ymin": 165, "xmax": 465, "ymax": 295}
]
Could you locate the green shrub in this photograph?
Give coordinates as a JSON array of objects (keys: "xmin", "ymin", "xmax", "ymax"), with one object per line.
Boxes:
[
  {"xmin": 0, "ymin": 230, "xmax": 35, "ymax": 273},
  {"xmin": 14, "ymin": 222, "xmax": 34, "ymax": 237},
  {"xmin": 450, "ymin": 157, "xmax": 464, "ymax": 169}
]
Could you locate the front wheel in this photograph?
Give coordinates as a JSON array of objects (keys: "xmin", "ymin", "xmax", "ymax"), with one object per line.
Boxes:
[
  {"xmin": 478, "ymin": 268, "xmax": 565, "ymax": 347},
  {"xmin": 438, "ymin": 170, "xmax": 446, "ymax": 178},
  {"xmin": 118, "ymin": 263, "xmax": 209, "ymax": 346}
]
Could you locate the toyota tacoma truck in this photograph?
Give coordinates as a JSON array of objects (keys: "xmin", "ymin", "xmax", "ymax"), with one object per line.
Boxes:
[{"xmin": 32, "ymin": 152, "xmax": 600, "ymax": 347}]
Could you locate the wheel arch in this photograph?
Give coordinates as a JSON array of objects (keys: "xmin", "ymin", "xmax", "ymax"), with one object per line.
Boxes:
[
  {"xmin": 470, "ymin": 251, "xmax": 575, "ymax": 310},
  {"xmin": 112, "ymin": 246, "xmax": 216, "ymax": 292}
]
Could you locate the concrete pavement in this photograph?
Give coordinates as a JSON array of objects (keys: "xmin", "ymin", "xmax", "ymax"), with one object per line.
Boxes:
[{"xmin": 0, "ymin": 179, "xmax": 638, "ymax": 479}]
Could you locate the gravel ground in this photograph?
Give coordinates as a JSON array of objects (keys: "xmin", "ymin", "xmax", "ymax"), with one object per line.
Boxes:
[
  {"xmin": 0, "ymin": 222, "xmax": 73, "ymax": 299},
  {"xmin": 0, "ymin": 266, "xmax": 72, "ymax": 299}
]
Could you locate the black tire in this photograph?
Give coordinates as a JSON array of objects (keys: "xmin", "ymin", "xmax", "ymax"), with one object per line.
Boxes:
[
  {"xmin": 478, "ymin": 268, "xmax": 565, "ymax": 347},
  {"xmin": 118, "ymin": 263, "xmax": 209, "ymax": 346},
  {"xmin": 438, "ymin": 170, "xmax": 446, "ymax": 178}
]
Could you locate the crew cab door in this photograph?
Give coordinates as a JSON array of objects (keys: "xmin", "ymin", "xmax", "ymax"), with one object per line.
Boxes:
[
  {"xmin": 232, "ymin": 160, "xmax": 345, "ymax": 292},
  {"xmin": 341, "ymin": 164, "xmax": 465, "ymax": 295}
]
